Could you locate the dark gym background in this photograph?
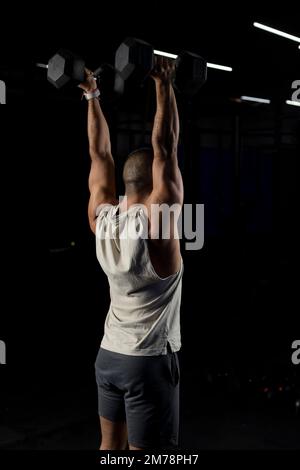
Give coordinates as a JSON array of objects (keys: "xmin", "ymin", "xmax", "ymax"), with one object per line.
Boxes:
[{"xmin": 0, "ymin": 4, "xmax": 299, "ymax": 451}]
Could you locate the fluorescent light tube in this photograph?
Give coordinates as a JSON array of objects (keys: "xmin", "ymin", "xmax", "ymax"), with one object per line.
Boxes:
[
  {"xmin": 154, "ymin": 50, "xmax": 232, "ymax": 71},
  {"xmin": 253, "ymin": 22, "xmax": 300, "ymax": 43},
  {"xmin": 241, "ymin": 95, "xmax": 271, "ymax": 104},
  {"xmin": 286, "ymin": 100, "xmax": 300, "ymax": 107}
]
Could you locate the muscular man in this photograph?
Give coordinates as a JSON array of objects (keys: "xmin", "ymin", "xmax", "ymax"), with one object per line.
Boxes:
[{"xmin": 80, "ymin": 56, "xmax": 184, "ymax": 450}]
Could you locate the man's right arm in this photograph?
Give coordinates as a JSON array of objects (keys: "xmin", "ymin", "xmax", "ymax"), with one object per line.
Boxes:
[
  {"xmin": 146, "ymin": 58, "xmax": 183, "ymax": 278},
  {"xmin": 151, "ymin": 58, "xmax": 183, "ymax": 206}
]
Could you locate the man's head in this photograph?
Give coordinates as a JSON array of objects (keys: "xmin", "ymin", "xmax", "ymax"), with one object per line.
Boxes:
[{"xmin": 123, "ymin": 147, "xmax": 153, "ymax": 197}]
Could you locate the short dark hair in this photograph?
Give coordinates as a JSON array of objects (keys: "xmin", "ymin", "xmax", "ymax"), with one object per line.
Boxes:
[{"xmin": 123, "ymin": 147, "xmax": 153, "ymax": 195}]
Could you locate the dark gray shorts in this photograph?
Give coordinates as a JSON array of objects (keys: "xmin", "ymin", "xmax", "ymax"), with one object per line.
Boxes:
[{"xmin": 95, "ymin": 346, "xmax": 180, "ymax": 449}]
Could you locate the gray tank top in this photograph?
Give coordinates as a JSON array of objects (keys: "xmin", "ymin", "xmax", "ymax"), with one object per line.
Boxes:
[{"xmin": 95, "ymin": 204, "xmax": 183, "ymax": 356}]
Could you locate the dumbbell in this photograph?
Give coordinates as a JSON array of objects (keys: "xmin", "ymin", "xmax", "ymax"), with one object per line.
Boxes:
[
  {"xmin": 36, "ymin": 49, "xmax": 123, "ymax": 99},
  {"xmin": 115, "ymin": 37, "xmax": 207, "ymax": 97}
]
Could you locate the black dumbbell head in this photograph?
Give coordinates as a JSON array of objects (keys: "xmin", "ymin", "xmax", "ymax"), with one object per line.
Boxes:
[
  {"xmin": 47, "ymin": 49, "xmax": 85, "ymax": 89},
  {"xmin": 174, "ymin": 51, "xmax": 207, "ymax": 97},
  {"xmin": 115, "ymin": 37, "xmax": 154, "ymax": 83}
]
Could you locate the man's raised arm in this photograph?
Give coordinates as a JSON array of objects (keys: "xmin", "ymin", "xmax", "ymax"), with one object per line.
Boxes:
[
  {"xmin": 150, "ymin": 57, "xmax": 183, "ymax": 205},
  {"xmin": 80, "ymin": 71, "xmax": 117, "ymax": 234}
]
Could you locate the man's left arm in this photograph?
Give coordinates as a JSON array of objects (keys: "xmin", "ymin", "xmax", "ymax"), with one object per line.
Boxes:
[{"xmin": 81, "ymin": 72, "xmax": 118, "ymax": 233}]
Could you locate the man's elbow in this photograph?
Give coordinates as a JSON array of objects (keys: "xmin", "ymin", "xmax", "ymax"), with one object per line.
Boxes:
[
  {"xmin": 152, "ymin": 141, "xmax": 177, "ymax": 160},
  {"xmin": 152, "ymin": 133, "xmax": 177, "ymax": 154}
]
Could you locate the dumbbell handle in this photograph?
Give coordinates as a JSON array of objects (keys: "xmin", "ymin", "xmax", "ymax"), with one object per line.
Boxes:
[
  {"xmin": 36, "ymin": 63, "xmax": 48, "ymax": 69},
  {"xmin": 93, "ymin": 66, "xmax": 103, "ymax": 77},
  {"xmin": 36, "ymin": 62, "xmax": 102, "ymax": 79}
]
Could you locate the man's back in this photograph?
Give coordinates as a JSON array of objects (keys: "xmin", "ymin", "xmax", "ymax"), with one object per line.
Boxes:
[{"xmin": 96, "ymin": 203, "xmax": 183, "ymax": 356}]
